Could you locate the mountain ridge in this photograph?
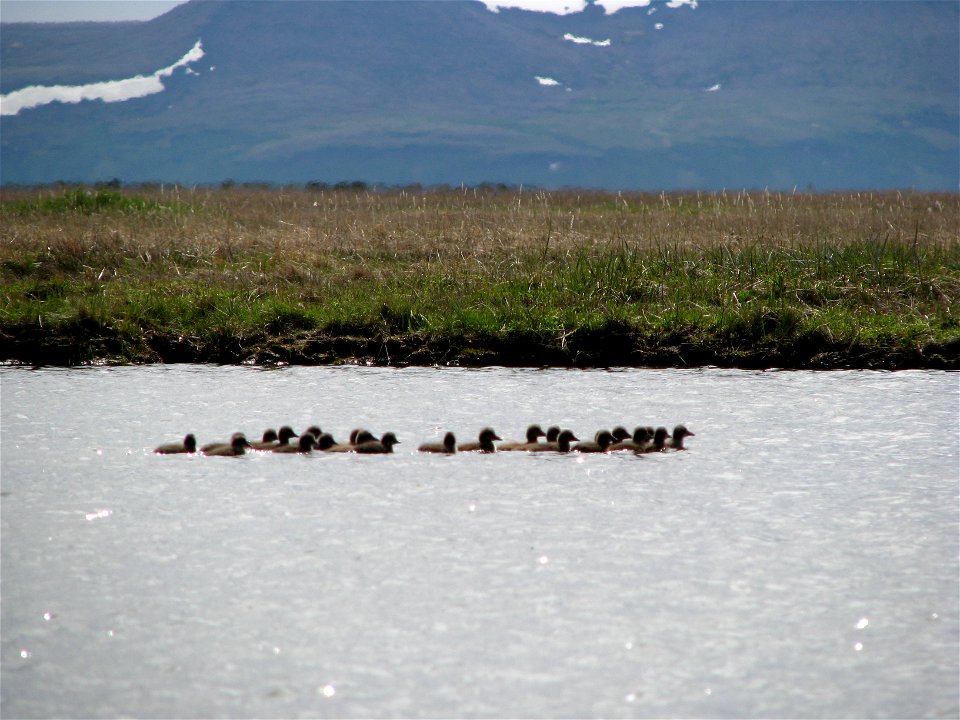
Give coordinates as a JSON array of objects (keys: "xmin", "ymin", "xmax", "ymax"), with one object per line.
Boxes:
[{"xmin": 1, "ymin": 0, "xmax": 957, "ymax": 189}]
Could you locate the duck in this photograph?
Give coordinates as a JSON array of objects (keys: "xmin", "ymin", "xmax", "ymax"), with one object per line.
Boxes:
[
  {"xmin": 303, "ymin": 425, "xmax": 323, "ymax": 439},
  {"xmin": 544, "ymin": 426, "xmax": 562, "ymax": 443},
  {"xmin": 418, "ymin": 432, "xmax": 457, "ymax": 454},
  {"xmin": 610, "ymin": 426, "xmax": 632, "ymax": 442},
  {"xmin": 154, "ymin": 433, "xmax": 197, "ymax": 454},
  {"xmin": 498, "ymin": 424, "xmax": 547, "ymax": 451},
  {"xmin": 200, "ymin": 432, "xmax": 248, "ymax": 454},
  {"xmin": 608, "ymin": 427, "xmax": 653, "ymax": 452},
  {"xmin": 201, "ymin": 434, "xmax": 251, "ymax": 456},
  {"xmin": 252, "ymin": 426, "xmax": 298, "ymax": 450},
  {"xmin": 274, "ymin": 425, "xmax": 299, "ymax": 447},
  {"xmin": 643, "ymin": 427, "xmax": 670, "ymax": 452},
  {"xmin": 248, "ymin": 428, "xmax": 279, "ymax": 450},
  {"xmin": 665, "ymin": 424, "xmax": 695, "ymax": 450},
  {"xmin": 526, "ymin": 429, "xmax": 579, "ymax": 452},
  {"xmin": 354, "ymin": 431, "xmax": 400, "ymax": 454},
  {"xmin": 573, "ymin": 430, "xmax": 615, "ymax": 453},
  {"xmin": 313, "ymin": 433, "xmax": 338, "ymax": 451},
  {"xmin": 325, "ymin": 429, "xmax": 378, "ymax": 452},
  {"xmin": 457, "ymin": 427, "xmax": 501, "ymax": 452},
  {"xmin": 272, "ymin": 434, "xmax": 317, "ymax": 454}
]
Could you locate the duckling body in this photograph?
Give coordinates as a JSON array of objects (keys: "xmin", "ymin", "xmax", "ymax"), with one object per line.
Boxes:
[
  {"xmin": 573, "ymin": 430, "xmax": 615, "ymax": 453},
  {"xmin": 526, "ymin": 429, "xmax": 578, "ymax": 452},
  {"xmin": 272, "ymin": 434, "xmax": 317, "ymax": 454},
  {"xmin": 498, "ymin": 424, "xmax": 546, "ymax": 451},
  {"xmin": 665, "ymin": 425, "xmax": 695, "ymax": 450},
  {"xmin": 202, "ymin": 435, "xmax": 251, "ymax": 456},
  {"xmin": 154, "ymin": 433, "xmax": 197, "ymax": 454},
  {"xmin": 419, "ymin": 432, "xmax": 457, "ymax": 454},
  {"xmin": 458, "ymin": 428, "xmax": 501, "ymax": 452},
  {"xmin": 354, "ymin": 431, "xmax": 400, "ymax": 454}
]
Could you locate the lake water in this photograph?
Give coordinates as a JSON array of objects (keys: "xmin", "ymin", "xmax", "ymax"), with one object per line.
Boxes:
[{"xmin": 1, "ymin": 365, "xmax": 957, "ymax": 718}]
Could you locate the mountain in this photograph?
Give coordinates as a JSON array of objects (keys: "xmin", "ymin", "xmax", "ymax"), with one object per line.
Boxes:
[{"xmin": 1, "ymin": 0, "xmax": 957, "ymax": 190}]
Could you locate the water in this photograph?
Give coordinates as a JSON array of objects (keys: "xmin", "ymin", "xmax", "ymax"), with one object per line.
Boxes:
[{"xmin": 1, "ymin": 365, "xmax": 957, "ymax": 718}]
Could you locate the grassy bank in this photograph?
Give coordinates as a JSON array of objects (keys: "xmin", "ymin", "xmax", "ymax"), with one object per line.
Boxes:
[{"xmin": 1, "ymin": 185, "xmax": 957, "ymax": 368}]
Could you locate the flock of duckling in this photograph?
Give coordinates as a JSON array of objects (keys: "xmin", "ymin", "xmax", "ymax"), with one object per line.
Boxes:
[{"xmin": 154, "ymin": 423, "xmax": 695, "ymax": 456}]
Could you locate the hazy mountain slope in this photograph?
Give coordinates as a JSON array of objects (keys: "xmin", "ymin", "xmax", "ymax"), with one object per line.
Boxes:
[{"xmin": 1, "ymin": 0, "xmax": 956, "ymax": 189}]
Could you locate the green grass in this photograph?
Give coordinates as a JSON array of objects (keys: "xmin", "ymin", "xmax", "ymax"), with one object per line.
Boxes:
[{"xmin": 0, "ymin": 186, "xmax": 957, "ymax": 367}]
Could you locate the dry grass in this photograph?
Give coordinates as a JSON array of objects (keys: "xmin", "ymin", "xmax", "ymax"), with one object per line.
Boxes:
[{"xmin": 1, "ymin": 185, "xmax": 958, "ymax": 366}]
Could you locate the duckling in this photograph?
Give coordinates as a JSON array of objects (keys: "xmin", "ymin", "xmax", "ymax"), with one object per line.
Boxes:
[
  {"xmin": 201, "ymin": 434, "xmax": 251, "ymax": 456},
  {"xmin": 354, "ymin": 431, "xmax": 400, "ymax": 454},
  {"xmin": 498, "ymin": 424, "xmax": 547, "ymax": 451},
  {"xmin": 665, "ymin": 424, "xmax": 695, "ymax": 450},
  {"xmin": 326, "ymin": 429, "xmax": 377, "ymax": 453},
  {"xmin": 545, "ymin": 426, "xmax": 562, "ymax": 443},
  {"xmin": 644, "ymin": 427, "xmax": 670, "ymax": 452},
  {"xmin": 610, "ymin": 426, "xmax": 632, "ymax": 442},
  {"xmin": 527, "ymin": 429, "xmax": 579, "ymax": 452},
  {"xmin": 248, "ymin": 428, "xmax": 279, "ymax": 450},
  {"xmin": 154, "ymin": 433, "xmax": 197, "ymax": 454},
  {"xmin": 250, "ymin": 426, "xmax": 297, "ymax": 450},
  {"xmin": 608, "ymin": 427, "xmax": 653, "ymax": 452},
  {"xmin": 419, "ymin": 432, "xmax": 457, "ymax": 454},
  {"xmin": 313, "ymin": 433, "xmax": 338, "ymax": 451},
  {"xmin": 304, "ymin": 425, "xmax": 323, "ymax": 439},
  {"xmin": 200, "ymin": 432, "xmax": 247, "ymax": 454},
  {"xmin": 275, "ymin": 425, "xmax": 299, "ymax": 447},
  {"xmin": 573, "ymin": 430, "xmax": 615, "ymax": 453},
  {"xmin": 457, "ymin": 427, "xmax": 501, "ymax": 452},
  {"xmin": 272, "ymin": 434, "xmax": 317, "ymax": 454},
  {"xmin": 349, "ymin": 428, "xmax": 372, "ymax": 444}
]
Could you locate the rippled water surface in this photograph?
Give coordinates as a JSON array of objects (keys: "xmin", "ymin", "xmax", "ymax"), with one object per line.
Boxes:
[{"xmin": 2, "ymin": 365, "xmax": 958, "ymax": 718}]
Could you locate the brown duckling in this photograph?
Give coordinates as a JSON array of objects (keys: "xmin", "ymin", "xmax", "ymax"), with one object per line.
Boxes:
[
  {"xmin": 665, "ymin": 425, "xmax": 695, "ymax": 450},
  {"xmin": 272, "ymin": 434, "xmax": 317, "ymax": 454},
  {"xmin": 274, "ymin": 425, "xmax": 299, "ymax": 447},
  {"xmin": 354, "ymin": 431, "xmax": 400, "ymax": 454},
  {"xmin": 545, "ymin": 426, "xmax": 562, "ymax": 443},
  {"xmin": 200, "ymin": 432, "xmax": 247, "ymax": 454},
  {"xmin": 457, "ymin": 427, "xmax": 501, "ymax": 453},
  {"xmin": 304, "ymin": 425, "xmax": 323, "ymax": 439},
  {"xmin": 249, "ymin": 428, "xmax": 279, "ymax": 450},
  {"xmin": 419, "ymin": 432, "xmax": 457, "ymax": 454},
  {"xmin": 608, "ymin": 427, "xmax": 653, "ymax": 452},
  {"xmin": 527, "ymin": 429, "xmax": 579, "ymax": 452},
  {"xmin": 610, "ymin": 426, "xmax": 632, "ymax": 442},
  {"xmin": 573, "ymin": 430, "xmax": 615, "ymax": 453},
  {"xmin": 313, "ymin": 433, "xmax": 338, "ymax": 451},
  {"xmin": 202, "ymin": 434, "xmax": 251, "ymax": 456},
  {"xmin": 326, "ymin": 429, "xmax": 377, "ymax": 453},
  {"xmin": 498, "ymin": 424, "xmax": 547, "ymax": 451},
  {"xmin": 154, "ymin": 433, "xmax": 197, "ymax": 454},
  {"xmin": 644, "ymin": 427, "xmax": 670, "ymax": 452}
]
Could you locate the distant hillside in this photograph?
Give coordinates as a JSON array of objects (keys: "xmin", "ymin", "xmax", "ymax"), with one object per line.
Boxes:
[{"xmin": 1, "ymin": 0, "xmax": 957, "ymax": 189}]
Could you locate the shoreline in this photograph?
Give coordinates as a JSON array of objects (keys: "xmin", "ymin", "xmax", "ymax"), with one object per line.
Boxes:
[{"xmin": 2, "ymin": 325, "xmax": 956, "ymax": 370}]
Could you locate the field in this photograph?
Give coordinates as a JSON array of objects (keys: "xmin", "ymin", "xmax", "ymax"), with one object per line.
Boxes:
[{"xmin": 1, "ymin": 185, "xmax": 957, "ymax": 368}]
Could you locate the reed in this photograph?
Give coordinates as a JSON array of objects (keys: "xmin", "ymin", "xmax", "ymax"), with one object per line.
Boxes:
[{"xmin": 1, "ymin": 185, "xmax": 957, "ymax": 367}]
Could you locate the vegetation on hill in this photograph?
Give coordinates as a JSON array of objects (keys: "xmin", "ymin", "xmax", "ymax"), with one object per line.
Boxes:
[{"xmin": 0, "ymin": 185, "xmax": 957, "ymax": 368}]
